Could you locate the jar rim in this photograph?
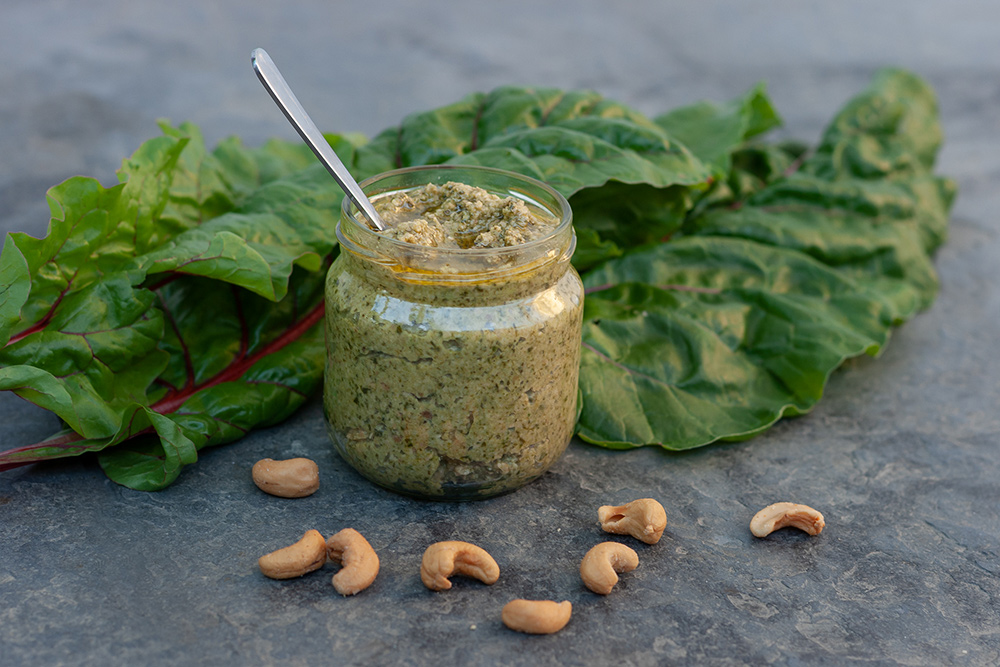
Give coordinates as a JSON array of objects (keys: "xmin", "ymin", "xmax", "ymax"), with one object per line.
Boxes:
[{"xmin": 337, "ymin": 164, "xmax": 573, "ymax": 263}]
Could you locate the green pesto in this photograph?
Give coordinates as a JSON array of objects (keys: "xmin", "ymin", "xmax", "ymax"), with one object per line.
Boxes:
[
  {"xmin": 324, "ymin": 173, "xmax": 581, "ymax": 500},
  {"xmin": 324, "ymin": 257, "xmax": 582, "ymax": 499}
]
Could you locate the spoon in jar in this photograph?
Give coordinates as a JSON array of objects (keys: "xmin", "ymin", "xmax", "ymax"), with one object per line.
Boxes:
[{"xmin": 251, "ymin": 47, "xmax": 386, "ymax": 231}]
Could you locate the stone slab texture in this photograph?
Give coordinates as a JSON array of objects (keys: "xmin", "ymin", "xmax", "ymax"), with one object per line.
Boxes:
[{"xmin": 1, "ymin": 1, "xmax": 998, "ymax": 665}]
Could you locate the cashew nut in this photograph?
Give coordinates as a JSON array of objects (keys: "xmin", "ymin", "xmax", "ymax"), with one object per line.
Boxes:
[
  {"xmin": 750, "ymin": 502, "xmax": 825, "ymax": 537},
  {"xmin": 252, "ymin": 457, "xmax": 320, "ymax": 498},
  {"xmin": 579, "ymin": 541, "xmax": 639, "ymax": 595},
  {"xmin": 501, "ymin": 599, "xmax": 572, "ymax": 635},
  {"xmin": 326, "ymin": 528, "xmax": 380, "ymax": 596},
  {"xmin": 258, "ymin": 529, "xmax": 327, "ymax": 579},
  {"xmin": 598, "ymin": 498, "xmax": 667, "ymax": 544},
  {"xmin": 420, "ymin": 541, "xmax": 500, "ymax": 591}
]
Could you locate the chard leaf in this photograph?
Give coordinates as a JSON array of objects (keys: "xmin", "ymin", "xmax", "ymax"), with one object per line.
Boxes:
[
  {"xmin": 0, "ymin": 137, "xmax": 187, "ymax": 439},
  {"xmin": 134, "ymin": 164, "xmax": 341, "ymax": 300},
  {"xmin": 578, "ymin": 267, "xmax": 888, "ymax": 449},
  {"xmin": 576, "ymin": 69, "xmax": 955, "ymax": 450},
  {"xmin": 0, "ymin": 240, "xmax": 31, "ymax": 347},
  {"xmin": 693, "ymin": 177, "xmax": 942, "ymax": 300},
  {"xmin": 571, "ymin": 228, "xmax": 624, "ymax": 273},
  {"xmin": 96, "ymin": 265, "xmax": 328, "ymax": 490},
  {"xmin": 150, "ymin": 120, "xmax": 326, "ymax": 237},
  {"xmin": 8, "ymin": 136, "xmax": 186, "ymax": 330},
  {"xmin": 98, "ymin": 410, "xmax": 201, "ymax": 490},
  {"xmin": 655, "ymin": 82, "xmax": 782, "ymax": 174},
  {"xmin": 474, "ymin": 117, "xmax": 708, "ymax": 194},
  {"xmin": 0, "ymin": 122, "xmax": 331, "ymax": 478},
  {"xmin": 569, "ymin": 183, "xmax": 693, "ymax": 271},
  {"xmin": 353, "ymin": 86, "xmax": 712, "ymax": 196},
  {"xmin": 805, "ymin": 68, "xmax": 943, "ymax": 180},
  {"xmin": 0, "ymin": 265, "xmax": 328, "ymax": 483},
  {"xmin": 0, "ymin": 273, "xmax": 167, "ymax": 439},
  {"xmin": 0, "ymin": 405, "xmax": 199, "ymax": 488}
]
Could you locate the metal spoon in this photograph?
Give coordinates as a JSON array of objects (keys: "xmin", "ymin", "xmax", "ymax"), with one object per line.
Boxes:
[{"xmin": 251, "ymin": 47, "xmax": 385, "ymax": 231}]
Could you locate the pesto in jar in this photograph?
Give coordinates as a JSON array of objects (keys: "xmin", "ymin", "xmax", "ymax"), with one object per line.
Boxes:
[
  {"xmin": 375, "ymin": 181, "xmax": 557, "ymax": 249},
  {"xmin": 324, "ymin": 166, "xmax": 582, "ymax": 500}
]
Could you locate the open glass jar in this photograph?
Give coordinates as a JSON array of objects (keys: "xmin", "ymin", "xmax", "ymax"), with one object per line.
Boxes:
[{"xmin": 324, "ymin": 165, "xmax": 583, "ymax": 500}]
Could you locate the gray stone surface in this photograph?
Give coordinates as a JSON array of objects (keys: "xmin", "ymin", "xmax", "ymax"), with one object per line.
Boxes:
[{"xmin": 1, "ymin": 1, "xmax": 998, "ymax": 664}]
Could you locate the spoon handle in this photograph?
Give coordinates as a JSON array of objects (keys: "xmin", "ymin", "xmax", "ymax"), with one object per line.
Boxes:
[{"xmin": 251, "ymin": 48, "xmax": 385, "ymax": 231}]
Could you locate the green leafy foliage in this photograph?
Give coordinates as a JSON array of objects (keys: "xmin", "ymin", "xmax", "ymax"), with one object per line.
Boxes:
[
  {"xmin": 577, "ymin": 69, "xmax": 955, "ymax": 449},
  {"xmin": 0, "ymin": 124, "xmax": 341, "ymax": 487},
  {"xmin": 655, "ymin": 82, "xmax": 782, "ymax": 175},
  {"xmin": 578, "ymin": 238, "xmax": 893, "ymax": 448},
  {"xmin": 97, "ymin": 266, "xmax": 328, "ymax": 490},
  {"xmin": 353, "ymin": 87, "xmax": 710, "ymax": 192},
  {"xmin": 0, "ymin": 70, "xmax": 955, "ymax": 488}
]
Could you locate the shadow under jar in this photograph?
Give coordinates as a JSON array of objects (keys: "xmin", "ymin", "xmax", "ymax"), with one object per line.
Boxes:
[{"xmin": 324, "ymin": 165, "xmax": 583, "ymax": 500}]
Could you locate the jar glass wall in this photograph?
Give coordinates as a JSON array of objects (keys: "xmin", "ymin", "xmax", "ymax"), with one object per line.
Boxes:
[{"xmin": 323, "ymin": 165, "xmax": 583, "ymax": 500}]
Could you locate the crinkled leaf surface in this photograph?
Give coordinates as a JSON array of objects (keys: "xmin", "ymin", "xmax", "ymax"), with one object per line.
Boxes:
[
  {"xmin": 0, "ymin": 275, "xmax": 167, "ymax": 439},
  {"xmin": 577, "ymin": 69, "xmax": 955, "ymax": 449},
  {"xmin": 133, "ymin": 165, "xmax": 341, "ymax": 300},
  {"xmin": 353, "ymin": 86, "xmax": 712, "ymax": 195},
  {"xmin": 568, "ymin": 183, "xmax": 693, "ymax": 272},
  {"xmin": 578, "ymin": 239, "xmax": 892, "ymax": 448}
]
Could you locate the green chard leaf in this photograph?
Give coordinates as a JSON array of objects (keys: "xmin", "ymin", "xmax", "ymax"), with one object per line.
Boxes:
[
  {"xmin": 0, "ymin": 238, "xmax": 32, "ymax": 347},
  {"xmin": 576, "ymin": 69, "xmax": 955, "ymax": 450},
  {"xmin": 133, "ymin": 164, "xmax": 342, "ymax": 300},
  {"xmin": 96, "ymin": 264, "xmax": 328, "ymax": 490},
  {"xmin": 655, "ymin": 83, "xmax": 789, "ymax": 215},
  {"xmin": 0, "ymin": 137, "xmax": 189, "ymax": 439},
  {"xmin": 655, "ymin": 81, "xmax": 782, "ymax": 176},
  {"xmin": 356, "ymin": 86, "xmax": 712, "ymax": 193},
  {"xmin": 578, "ymin": 238, "xmax": 892, "ymax": 448},
  {"xmin": 0, "ymin": 122, "xmax": 338, "ymax": 481},
  {"xmin": 568, "ymin": 183, "xmax": 694, "ymax": 271}
]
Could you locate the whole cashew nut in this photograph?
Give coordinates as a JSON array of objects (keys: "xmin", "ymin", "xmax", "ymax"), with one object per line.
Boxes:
[
  {"xmin": 598, "ymin": 498, "xmax": 668, "ymax": 544},
  {"xmin": 326, "ymin": 528, "xmax": 380, "ymax": 596},
  {"xmin": 750, "ymin": 502, "xmax": 825, "ymax": 537},
  {"xmin": 579, "ymin": 542, "xmax": 639, "ymax": 595},
  {"xmin": 252, "ymin": 457, "xmax": 320, "ymax": 498},
  {"xmin": 258, "ymin": 529, "xmax": 327, "ymax": 579},
  {"xmin": 420, "ymin": 541, "xmax": 500, "ymax": 591},
  {"xmin": 502, "ymin": 599, "xmax": 572, "ymax": 635}
]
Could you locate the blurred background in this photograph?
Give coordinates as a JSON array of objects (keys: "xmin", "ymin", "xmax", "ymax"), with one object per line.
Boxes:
[{"xmin": 2, "ymin": 0, "xmax": 996, "ymax": 238}]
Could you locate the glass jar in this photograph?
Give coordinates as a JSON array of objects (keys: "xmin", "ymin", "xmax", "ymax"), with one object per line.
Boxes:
[{"xmin": 324, "ymin": 165, "xmax": 583, "ymax": 500}]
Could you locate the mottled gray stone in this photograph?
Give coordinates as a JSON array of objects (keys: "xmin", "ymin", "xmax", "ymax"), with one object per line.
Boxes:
[{"xmin": 2, "ymin": 1, "xmax": 999, "ymax": 665}]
